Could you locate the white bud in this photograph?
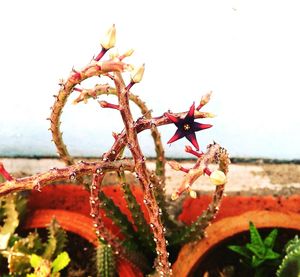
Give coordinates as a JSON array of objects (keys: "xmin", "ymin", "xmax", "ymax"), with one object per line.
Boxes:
[
  {"xmin": 130, "ymin": 64, "xmax": 145, "ymax": 83},
  {"xmin": 101, "ymin": 24, "xmax": 116, "ymax": 50},
  {"xmin": 209, "ymin": 170, "xmax": 227, "ymax": 185},
  {"xmin": 189, "ymin": 190, "xmax": 197, "ymax": 198}
]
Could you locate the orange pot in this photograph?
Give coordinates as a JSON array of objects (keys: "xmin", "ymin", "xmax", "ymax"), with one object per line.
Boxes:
[
  {"xmin": 25, "ymin": 184, "xmax": 143, "ymax": 277},
  {"xmin": 172, "ymin": 194, "xmax": 300, "ymax": 276}
]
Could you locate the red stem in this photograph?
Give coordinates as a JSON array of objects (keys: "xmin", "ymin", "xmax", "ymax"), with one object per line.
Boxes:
[
  {"xmin": 95, "ymin": 48, "xmax": 107, "ymax": 62},
  {"xmin": 0, "ymin": 163, "xmax": 13, "ymax": 181},
  {"xmin": 204, "ymin": 167, "xmax": 212, "ymax": 176}
]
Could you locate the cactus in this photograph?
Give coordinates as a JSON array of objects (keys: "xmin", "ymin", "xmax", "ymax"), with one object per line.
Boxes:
[
  {"xmin": 96, "ymin": 241, "xmax": 116, "ymax": 277},
  {"xmin": 6, "ymin": 232, "xmax": 43, "ymax": 275},
  {"xmin": 277, "ymin": 235, "xmax": 300, "ymax": 277},
  {"xmin": 122, "ymin": 183, "xmax": 155, "ymax": 255},
  {"xmin": 98, "ymin": 190, "xmax": 140, "ymax": 252},
  {"xmin": 0, "ymin": 198, "xmax": 69, "ymax": 276},
  {"xmin": 0, "ymin": 195, "xmax": 20, "ymax": 250},
  {"xmin": 43, "ymin": 218, "xmax": 68, "ymax": 260},
  {"xmin": 0, "ymin": 25, "xmax": 231, "ymax": 276}
]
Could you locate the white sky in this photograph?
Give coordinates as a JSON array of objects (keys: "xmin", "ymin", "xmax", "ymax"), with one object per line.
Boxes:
[{"xmin": 0, "ymin": 0, "xmax": 300, "ymax": 159}]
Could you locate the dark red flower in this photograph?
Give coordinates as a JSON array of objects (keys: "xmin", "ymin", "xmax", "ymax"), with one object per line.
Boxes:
[{"xmin": 165, "ymin": 102, "xmax": 212, "ymax": 151}]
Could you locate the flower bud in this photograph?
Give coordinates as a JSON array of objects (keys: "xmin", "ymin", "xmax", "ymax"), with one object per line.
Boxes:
[
  {"xmin": 209, "ymin": 170, "xmax": 227, "ymax": 185},
  {"xmin": 189, "ymin": 190, "xmax": 197, "ymax": 198},
  {"xmin": 122, "ymin": 49, "xmax": 134, "ymax": 58},
  {"xmin": 197, "ymin": 91, "xmax": 212, "ymax": 110},
  {"xmin": 131, "ymin": 64, "xmax": 145, "ymax": 83},
  {"xmin": 194, "ymin": 111, "xmax": 216, "ymax": 118},
  {"xmin": 101, "ymin": 24, "xmax": 116, "ymax": 50}
]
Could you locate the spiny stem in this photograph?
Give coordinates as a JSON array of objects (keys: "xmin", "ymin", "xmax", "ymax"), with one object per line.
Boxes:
[
  {"xmin": 90, "ymin": 174, "xmax": 124, "ymax": 255},
  {"xmin": 114, "ymin": 72, "xmax": 171, "ymax": 276},
  {"xmin": 73, "ymin": 85, "xmax": 166, "ymax": 182},
  {"xmin": 0, "ymin": 159, "xmax": 135, "ymax": 196},
  {"xmin": 50, "ymin": 60, "xmax": 128, "ymax": 165},
  {"xmin": 169, "ymin": 144, "xmax": 230, "ymax": 244}
]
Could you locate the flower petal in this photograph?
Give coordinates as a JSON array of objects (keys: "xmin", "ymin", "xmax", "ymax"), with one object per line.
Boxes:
[
  {"xmin": 193, "ymin": 122, "xmax": 213, "ymax": 131},
  {"xmin": 167, "ymin": 129, "xmax": 185, "ymax": 144},
  {"xmin": 186, "ymin": 133, "xmax": 199, "ymax": 150},
  {"xmin": 165, "ymin": 112, "xmax": 180, "ymax": 125},
  {"xmin": 186, "ymin": 102, "xmax": 195, "ymax": 119}
]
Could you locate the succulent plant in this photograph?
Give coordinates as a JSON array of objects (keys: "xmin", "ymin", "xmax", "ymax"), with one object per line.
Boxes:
[
  {"xmin": 0, "ymin": 25, "xmax": 230, "ymax": 276},
  {"xmin": 0, "ymin": 187, "xmax": 69, "ymax": 276},
  {"xmin": 277, "ymin": 235, "xmax": 300, "ymax": 277},
  {"xmin": 96, "ymin": 241, "xmax": 116, "ymax": 277}
]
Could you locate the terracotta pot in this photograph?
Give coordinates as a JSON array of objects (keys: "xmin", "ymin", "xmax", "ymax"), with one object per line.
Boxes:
[
  {"xmin": 172, "ymin": 195, "xmax": 300, "ymax": 277},
  {"xmin": 27, "ymin": 185, "xmax": 300, "ymax": 276},
  {"xmin": 24, "ymin": 184, "xmax": 143, "ymax": 277},
  {"xmin": 178, "ymin": 194, "xmax": 300, "ymax": 224}
]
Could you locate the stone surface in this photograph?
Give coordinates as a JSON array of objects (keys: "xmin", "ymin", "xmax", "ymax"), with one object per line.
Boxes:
[{"xmin": 1, "ymin": 158, "xmax": 300, "ymax": 195}]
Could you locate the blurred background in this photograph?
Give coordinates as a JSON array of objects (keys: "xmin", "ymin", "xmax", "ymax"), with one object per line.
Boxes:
[{"xmin": 0, "ymin": 0, "xmax": 299, "ymax": 160}]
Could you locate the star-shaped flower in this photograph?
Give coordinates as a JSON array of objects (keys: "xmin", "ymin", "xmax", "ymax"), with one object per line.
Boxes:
[{"xmin": 165, "ymin": 102, "xmax": 212, "ymax": 151}]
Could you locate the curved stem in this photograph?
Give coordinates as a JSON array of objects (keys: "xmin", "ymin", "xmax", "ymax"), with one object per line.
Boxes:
[{"xmin": 49, "ymin": 60, "xmax": 128, "ymax": 165}]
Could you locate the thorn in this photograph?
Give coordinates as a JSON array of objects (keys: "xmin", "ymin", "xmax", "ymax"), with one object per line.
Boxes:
[
  {"xmin": 98, "ymin": 101, "xmax": 121, "ymax": 110},
  {"xmin": 185, "ymin": 146, "xmax": 203, "ymax": 158},
  {"xmin": 73, "ymin": 87, "xmax": 82, "ymax": 92},
  {"xmin": 46, "ymin": 118, "xmax": 53, "ymax": 124},
  {"xmin": 112, "ymin": 132, "xmax": 119, "ymax": 140}
]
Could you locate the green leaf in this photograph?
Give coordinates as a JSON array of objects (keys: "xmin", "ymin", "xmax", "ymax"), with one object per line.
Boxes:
[
  {"xmin": 251, "ymin": 255, "xmax": 264, "ymax": 268},
  {"xmin": 264, "ymin": 248, "xmax": 281, "ymax": 260},
  {"xmin": 122, "ymin": 183, "xmax": 155, "ymax": 254},
  {"xmin": 98, "ymin": 191, "xmax": 139, "ymax": 251},
  {"xmin": 51, "ymin": 252, "xmax": 70, "ymax": 273},
  {"xmin": 228, "ymin": 245, "xmax": 251, "ymax": 259},
  {"xmin": 249, "ymin": 221, "xmax": 264, "ymax": 249},
  {"xmin": 246, "ymin": 243, "xmax": 265, "ymax": 259},
  {"xmin": 30, "ymin": 254, "xmax": 42, "ymax": 269},
  {"xmin": 264, "ymin": 228, "xmax": 278, "ymax": 249}
]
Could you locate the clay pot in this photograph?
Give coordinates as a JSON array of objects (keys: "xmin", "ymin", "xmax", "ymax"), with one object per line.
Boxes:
[
  {"xmin": 25, "ymin": 185, "xmax": 300, "ymax": 276},
  {"xmin": 24, "ymin": 184, "xmax": 143, "ymax": 277},
  {"xmin": 172, "ymin": 195, "xmax": 300, "ymax": 276}
]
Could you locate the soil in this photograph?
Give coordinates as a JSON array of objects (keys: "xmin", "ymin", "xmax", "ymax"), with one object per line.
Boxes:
[{"xmin": 62, "ymin": 232, "xmax": 95, "ymax": 277}]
